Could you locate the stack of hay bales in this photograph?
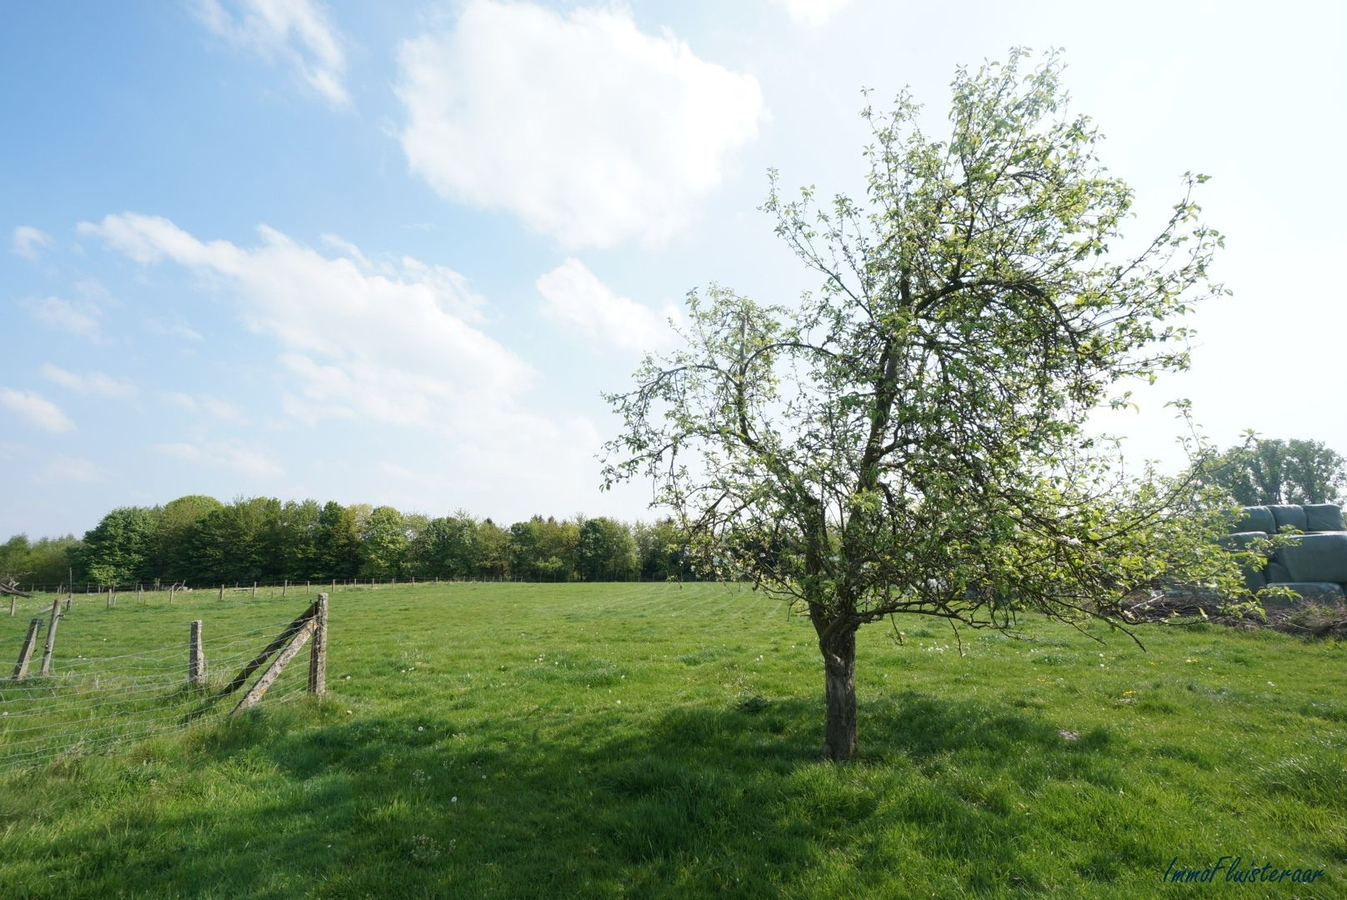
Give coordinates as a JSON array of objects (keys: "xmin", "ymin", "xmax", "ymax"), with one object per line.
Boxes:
[{"xmin": 1225, "ymin": 503, "xmax": 1347, "ymax": 606}]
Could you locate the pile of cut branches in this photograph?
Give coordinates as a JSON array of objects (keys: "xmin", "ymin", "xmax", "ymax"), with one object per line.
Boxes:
[{"xmin": 1121, "ymin": 588, "xmax": 1347, "ymax": 637}]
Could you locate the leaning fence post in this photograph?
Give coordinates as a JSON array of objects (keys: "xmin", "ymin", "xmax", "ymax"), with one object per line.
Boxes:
[
  {"xmin": 39, "ymin": 596, "xmax": 61, "ymax": 675},
  {"xmin": 189, "ymin": 620, "xmax": 206, "ymax": 686},
  {"xmin": 309, "ymin": 592, "xmax": 328, "ymax": 696},
  {"xmin": 12, "ymin": 617, "xmax": 43, "ymax": 680},
  {"xmin": 230, "ymin": 619, "xmax": 315, "ymax": 716}
]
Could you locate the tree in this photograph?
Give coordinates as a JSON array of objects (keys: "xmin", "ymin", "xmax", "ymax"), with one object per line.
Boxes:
[
  {"xmin": 315, "ymin": 501, "xmax": 361, "ymax": 580},
  {"xmin": 359, "ymin": 506, "xmax": 408, "ymax": 578},
  {"xmin": 1201, "ymin": 436, "xmax": 1346, "ymax": 506},
  {"xmin": 603, "ymin": 50, "xmax": 1242, "ymax": 761},
  {"xmin": 76, "ymin": 507, "xmax": 160, "ymax": 586},
  {"xmin": 156, "ymin": 494, "xmax": 222, "ymax": 582},
  {"xmin": 577, "ymin": 517, "xmax": 638, "ymax": 581}
]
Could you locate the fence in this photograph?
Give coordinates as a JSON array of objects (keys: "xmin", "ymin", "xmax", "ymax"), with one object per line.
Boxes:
[{"xmin": 0, "ymin": 594, "xmax": 329, "ymax": 773}]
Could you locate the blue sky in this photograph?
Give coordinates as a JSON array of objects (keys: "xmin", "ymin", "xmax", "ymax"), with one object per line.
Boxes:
[{"xmin": 3, "ymin": 0, "xmax": 1345, "ymax": 538}]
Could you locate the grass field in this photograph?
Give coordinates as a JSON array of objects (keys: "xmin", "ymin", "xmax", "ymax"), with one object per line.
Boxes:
[{"xmin": 0, "ymin": 582, "xmax": 1343, "ymax": 898}]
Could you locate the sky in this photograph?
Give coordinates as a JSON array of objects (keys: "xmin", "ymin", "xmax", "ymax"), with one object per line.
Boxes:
[{"xmin": 2, "ymin": 0, "xmax": 1345, "ymax": 539}]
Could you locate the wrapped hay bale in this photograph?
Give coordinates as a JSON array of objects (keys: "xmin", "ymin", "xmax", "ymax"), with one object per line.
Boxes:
[
  {"xmin": 1268, "ymin": 504, "xmax": 1309, "ymax": 532},
  {"xmin": 1277, "ymin": 533, "xmax": 1347, "ymax": 583},
  {"xmin": 1304, "ymin": 503, "xmax": 1345, "ymax": 532},
  {"xmin": 1218, "ymin": 531, "xmax": 1270, "ymax": 592},
  {"xmin": 1265, "ymin": 561, "xmax": 1293, "ymax": 584},
  {"xmin": 1233, "ymin": 506, "xmax": 1275, "ymax": 534}
]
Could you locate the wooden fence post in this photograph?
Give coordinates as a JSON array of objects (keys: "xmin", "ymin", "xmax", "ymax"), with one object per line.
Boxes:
[
  {"xmin": 252, "ymin": 582, "xmax": 257, "ymax": 598},
  {"xmin": 230, "ymin": 620, "xmax": 315, "ymax": 716},
  {"xmin": 189, "ymin": 620, "xmax": 206, "ymax": 686},
  {"xmin": 283, "ymin": 579, "xmax": 288, "ymax": 597},
  {"xmin": 7, "ymin": 593, "xmax": 13, "ymax": 617},
  {"xmin": 39, "ymin": 597, "xmax": 61, "ymax": 675},
  {"xmin": 11, "ymin": 617, "xmax": 43, "ymax": 680},
  {"xmin": 169, "ymin": 584, "xmax": 175, "ymax": 604},
  {"xmin": 309, "ymin": 593, "xmax": 328, "ymax": 696},
  {"xmin": 219, "ymin": 584, "xmax": 224, "ymax": 601},
  {"xmin": 138, "ymin": 584, "xmax": 143, "ymax": 605}
]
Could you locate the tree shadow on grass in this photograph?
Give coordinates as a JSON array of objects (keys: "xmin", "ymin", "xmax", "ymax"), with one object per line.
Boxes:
[{"xmin": 12, "ymin": 691, "xmax": 1127, "ymax": 899}]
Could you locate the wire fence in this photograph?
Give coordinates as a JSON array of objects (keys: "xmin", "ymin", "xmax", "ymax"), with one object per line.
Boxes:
[
  {"xmin": 5, "ymin": 573, "xmax": 705, "ymax": 597},
  {"xmin": 0, "ymin": 614, "xmax": 311, "ymax": 774}
]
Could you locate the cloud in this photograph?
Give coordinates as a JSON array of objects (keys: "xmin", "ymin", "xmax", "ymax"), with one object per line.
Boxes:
[
  {"xmin": 155, "ymin": 440, "xmax": 284, "ymax": 477},
  {"xmin": 81, "ymin": 213, "xmax": 531, "ymax": 429},
  {"xmin": 11, "ymin": 226, "xmax": 52, "ymax": 261},
  {"xmin": 395, "ymin": 0, "xmax": 765, "ymax": 248},
  {"xmin": 21, "ymin": 295, "xmax": 104, "ymax": 341},
  {"xmin": 779, "ymin": 0, "xmax": 851, "ymax": 26},
  {"xmin": 33, "ymin": 455, "xmax": 104, "ymax": 484},
  {"xmin": 537, "ymin": 258, "xmax": 681, "ymax": 352},
  {"xmin": 195, "ymin": 0, "xmax": 350, "ymax": 107},
  {"xmin": 146, "ymin": 317, "xmax": 204, "ymax": 342},
  {"xmin": 0, "ymin": 388, "xmax": 76, "ymax": 433},
  {"xmin": 38, "ymin": 364, "xmax": 136, "ymax": 398}
]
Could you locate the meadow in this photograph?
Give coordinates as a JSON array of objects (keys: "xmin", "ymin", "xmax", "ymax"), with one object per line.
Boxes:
[{"xmin": 0, "ymin": 582, "xmax": 1343, "ymax": 898}]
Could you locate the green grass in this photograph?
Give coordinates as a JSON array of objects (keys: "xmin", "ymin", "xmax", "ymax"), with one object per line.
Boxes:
[{"xmin": 0, "ymin": 583, "xmax": 1343, "ymax": 898}]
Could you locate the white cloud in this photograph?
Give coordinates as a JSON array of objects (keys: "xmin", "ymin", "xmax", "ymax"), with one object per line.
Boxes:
[
  {"xmin": 779, "ymin": 0, "xmax": 851, "ymax": 26},
  {"xmin": 33, "ymin": 455, "xmax": 103, "ymax": 484},
  {"xmin": 537, "ymin": 258, "xmax": 681, "ymax": 352},
  {"xmin": 0, "ymin": 388, "xmax": 76, "ymax": 433},
  {"xmin": 195, "ymin": 0, "xmax": 350, "ymax": 107},
  {"xmin": 155, "ymin": 440, "xmax": 284, "ymax": 477},
  {"xmin": 395, "ymin": 0, "xmax": 765, "ymax": 248},
  {"xmin": 21, "ymin": 295, "xmax": 103, "ymax": 341},
  {"xmin": 81, "ymin": 213, "xmax": 532, "ymax": 430},
  {"xmin": 38, "ymin": 364, "xmax": 136, "ymax": 398},
  {"xmin": 11, "ymin": 226, "xmax": 52, "ymax": 261},
  {"xmin": 146, "ymin": 317, "xmax": 204, "ymax": 342}
]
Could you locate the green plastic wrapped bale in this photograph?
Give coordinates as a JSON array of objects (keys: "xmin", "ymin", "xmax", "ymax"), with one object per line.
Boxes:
[
  {"xmin": 1218, "ymin": 532, "xmax": 1270, "ymax": 592},
  {"xmin": 1268, "ymin": 504, "xmax": 1308, "ymax": 532},
  {"xmin": 1260, "ymin": 582, "xmax": 1345, "ymax": 609},
  {"xmin": 1277, "ymin": 533, "xmax": 1347, "ymax": 583},
  {"xmin": 1304, "ymin": 503, "xmax": 1345, "ymax": 532},
  {"xmin": 1233, "ymin": 506, "xmax": 1275, "ymax": 534},
  {"xmin": 1265, "ymin": 561, "xmax": 1293, "ymax": 583}
]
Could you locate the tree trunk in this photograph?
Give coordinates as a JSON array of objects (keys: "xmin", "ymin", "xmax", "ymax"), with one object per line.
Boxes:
[{"xmin": 819, "ymin": 625, "xmax": 858, "ymax": 762}]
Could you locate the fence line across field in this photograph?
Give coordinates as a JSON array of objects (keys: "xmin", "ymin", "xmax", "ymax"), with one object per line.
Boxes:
[
  {"xmin": 0, "ymin": 594, "xmax": 330, "ymax": 774},
  {"xmin": 6, "ymin": 573, "xmax": 707, "ymax": 598}
]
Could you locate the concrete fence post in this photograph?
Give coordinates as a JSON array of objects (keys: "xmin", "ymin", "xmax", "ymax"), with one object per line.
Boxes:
[
  {"xmin": 12, "ymin": 617, "xmax": 43, "ymax": 680},
  {"xmin": 189, "ymin": 620, "xmax": 206, "ymax": 686},
  {"xmin": 39, "ymin": 597, "xmax": 61, "ymax": 675},
  {"xmin": 308, "ymin": 592, "xmax": 328, "ymax": 696}
]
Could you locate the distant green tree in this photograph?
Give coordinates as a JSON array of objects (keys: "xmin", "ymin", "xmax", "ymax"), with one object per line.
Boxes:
[
  {"xmin": 314, "ymin": 502, "xmax": 361, "ymax": 580},
  {"xmin": 1202, "ymin": 437, "xmax": 1347, "ymax": 505},
  {"xmin": 76, "ymin": 507, "xmax": 160, "ymax": 585},
  {"xmin": 634, "ymin": 519, "xmax": 694, "ymax": 581},
  {"xmin": 475, "ymin": 519, "xmax": 512, "ymax": 578},
  {"xmin": 275, "ymin": 499, "xmax": 322, "ymax": 580},
  {"xmin": 187, "ymin": 497, "xmax": 279, "ymax": 584},
  {"xmin": 509, "ymin": 516, "xmax": 581, "ymax": 581},
  {"xmin": 576, "ymin": 517, "xmax": 638, "ymax": 581},
  {"xmin": 359, "ymin": 506, "xmax": 408, "ymax": 577},
  {"xmin": 157, "ymin": 494, "xmax": 222, "ymax": 582}
]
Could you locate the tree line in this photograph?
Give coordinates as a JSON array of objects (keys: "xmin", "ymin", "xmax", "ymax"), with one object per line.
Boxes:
[{"xmin": 0, "ymin": 495, "xmax": 697, "ymax": 589}]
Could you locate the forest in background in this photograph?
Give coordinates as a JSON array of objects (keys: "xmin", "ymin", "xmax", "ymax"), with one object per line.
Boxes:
[{"xmin": 0, "ymin": 495, "xmax": 695, "ymax": 588}]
